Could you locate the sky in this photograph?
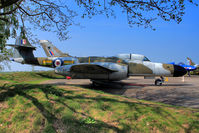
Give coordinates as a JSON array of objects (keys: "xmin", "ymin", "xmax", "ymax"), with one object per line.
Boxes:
[{"xmin": 3, "ymin": 3, "xmax": 199, "ymax": 72}]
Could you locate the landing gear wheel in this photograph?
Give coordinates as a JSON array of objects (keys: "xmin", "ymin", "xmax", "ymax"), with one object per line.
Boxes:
[
  {"xmin": 155, "ymin": 79, "xmax": 162, "ymax": 86},
  {"xmin": 91, "ymin": 81, "xmax": 99, "ymax": 87},
  {"xmin": 92, "ymin": 82, "xmax": 97, "ymax": 87},
  {"xmin": 188, "ymin": 71, "xmax": 191, "ymax": 77}
]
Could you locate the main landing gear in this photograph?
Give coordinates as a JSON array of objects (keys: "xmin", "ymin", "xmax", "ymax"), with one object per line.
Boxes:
[
  {"xmin": 155, "ymin": 76, "xmax": 164, "ymax": 86},
  {"xmin": 91, "ymin": 80, "xmax": 117, "ymax": 87},
  {"xmin": 91, "ymin": 80, "xmax": 106, "ymax": 87}
]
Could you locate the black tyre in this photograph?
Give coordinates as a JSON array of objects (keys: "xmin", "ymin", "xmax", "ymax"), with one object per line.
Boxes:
[
  {"xmin": 92, "ymin": 81, "xmax": 99, "ymax": 87},
  {"xmin": 155, "ymin": 79, "xmax": 162, "ymax": 86}
]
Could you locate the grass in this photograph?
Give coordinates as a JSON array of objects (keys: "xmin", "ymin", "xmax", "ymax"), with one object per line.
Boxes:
[
  {"xmin": 0, "ymin": 71, "xmax": 199, "ymax": 133},
  {"xmin": 0, "ymin": 71, "xmax": 64, "ymax": 84}
]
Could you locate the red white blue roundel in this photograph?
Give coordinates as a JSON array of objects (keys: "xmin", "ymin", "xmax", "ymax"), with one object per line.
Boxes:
[{"xmin": 54, "ymin": 59, "xmax": 62, "ymax": 67}]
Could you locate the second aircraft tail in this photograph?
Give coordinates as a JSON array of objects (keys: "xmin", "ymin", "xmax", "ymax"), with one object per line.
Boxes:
[
  {"xmin": 187, "ymin": 57, "xmax": 195, "ymax": 66},
  {"xmin": 39, "ymin": 40, "xmax": 70, "ymax": 57}
]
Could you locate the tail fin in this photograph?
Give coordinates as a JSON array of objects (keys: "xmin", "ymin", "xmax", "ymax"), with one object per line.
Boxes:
[
  {"xmin": 187, "ymin": 57, "xmax": 195, "ymax": 66},
  {"xmin": 15, "ymin": 36, "xmax": 32, "ymax": 47},
  {"xmin": 7, "ymin": 36, "xmax": 36, "ymax": 59},
  {"xmin": 39, "ymin": 40, "xmax": 70, "ymax": 57}
]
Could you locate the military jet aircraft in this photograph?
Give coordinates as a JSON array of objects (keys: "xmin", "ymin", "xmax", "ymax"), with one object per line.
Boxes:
[
  {"xmin": 40, "ymin": 40, "xmax": 187, "ymax": 85},
  {"xmin": 7, "ymin": 37, "xmax": 78, "ymax": 68},
  {"xmin": 169, "ymin": 62, "xmax": 196, "ymax": 76},
  {"xmin": 168, "ymin": 57, "xmax": 199, "ymax": 77},
  {"xmin": 40, "ymin": 41, "xmax": 187, "ymax": 86},
  {"xmin": 55, "ymin": 56, "xmax": 187, "ymax": 86},
  {"xmin": 8, "ymin": 38, "xmax": 186, "ymax": 86}
]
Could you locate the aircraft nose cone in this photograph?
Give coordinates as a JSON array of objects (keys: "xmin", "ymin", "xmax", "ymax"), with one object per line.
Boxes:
[{"xmin": 173, "ymin": 65, "xmax": 187, "ymax": 77}]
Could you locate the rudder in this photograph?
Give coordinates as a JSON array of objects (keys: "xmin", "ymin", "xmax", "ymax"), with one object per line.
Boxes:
[{"xmin": 39, "ymin": 40, "xmax": 70, "ymax": 57}]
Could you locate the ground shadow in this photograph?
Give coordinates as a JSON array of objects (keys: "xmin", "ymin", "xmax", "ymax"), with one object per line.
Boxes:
[
  {"xmin": 0, "ymin": 84, "xmax": 122, "ymax": 132},
  {"xmin": 0, "ymin": 84, "xmax": 198, "ymax": 132},
  {"xmin": 36, "ymin": 73, "xmax": 65, "ymax": 79},
  {"xmin": 60, "ymin": 81, "xmax": 146, "ymax": 96}
]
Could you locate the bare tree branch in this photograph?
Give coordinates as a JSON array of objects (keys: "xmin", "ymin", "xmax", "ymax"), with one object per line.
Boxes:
[{"xmin": 0, "ymin": 0, "xmax": 22, "ymax": 9}]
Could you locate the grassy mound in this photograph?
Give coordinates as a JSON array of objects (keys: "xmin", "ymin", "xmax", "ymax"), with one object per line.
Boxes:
[
  {"xmin": 0, "ymin": 72, "xmax": 198, "ymax": 133},
  {"xmin": 0, "ymin": 71, "xmax": 64, "ymax": 84}
]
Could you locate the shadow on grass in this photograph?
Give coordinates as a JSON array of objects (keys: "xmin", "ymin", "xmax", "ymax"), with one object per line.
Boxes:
[
  {"xmin": 0, "ymin": 84, "xmax": 122, "ymax": 132},
  {"xmin": 43, "ymin": 81, "xmax": 199, "ymax": 110},
  {"xmin": 0, "ymin": 84, "xmax": 198, "ymax": 132},
  {"xmin": 0, "ymin": 71, "xmax": 64, "ymax": 84},
  {"xmin": 64, "ymin": 81, "xmax": 145, "ymax": 96},
  {"xmin": 36, "ymin": 73, "xmax": 65, "ymax": 79}
]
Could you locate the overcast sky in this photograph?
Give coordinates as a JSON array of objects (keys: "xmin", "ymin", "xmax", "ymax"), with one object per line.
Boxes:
[{"xmin": 4, "ymin": 3, "xmax": 199, "ymax": 72}]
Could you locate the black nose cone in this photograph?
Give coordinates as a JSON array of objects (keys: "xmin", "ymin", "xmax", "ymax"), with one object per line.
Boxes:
[{"xmin": 173, "ymin": 65, "xmax": 187, "ymax": 77}]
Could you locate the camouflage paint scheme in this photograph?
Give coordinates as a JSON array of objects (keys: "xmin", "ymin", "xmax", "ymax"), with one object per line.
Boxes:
[
  {"xmin": 12, "ymin": 57, "xmax": 77, "ymax": 68},
  {"xmin": 55, "ymin": 55, "xmax": 186, "ymax": 81},
  {"xmin": 77, "ymin": 56, "xmax": 127, "ymax": 65},
  {"xmin": 9, "ymin": 37, "xmax": 187, "ymax": 85},
  {"xmin": 40, "ymin": 40, "xmax": 70, "ymax": 57},
  {"xmin": 8, "ymin": 37, "xmax": 77, "ymax": 68},
  {"xmin": 39, "ymin": 40, "xmax": 186, "ymax": 81}
]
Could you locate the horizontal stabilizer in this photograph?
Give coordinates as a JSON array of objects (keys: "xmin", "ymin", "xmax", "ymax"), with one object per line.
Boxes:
[
  {"xmin": 6, "ymin": 44, "xmax": 36, "ymax": 59},
  {"xmin": 6, "ymin": 44, "xmax": 36, "ymax": 50}
]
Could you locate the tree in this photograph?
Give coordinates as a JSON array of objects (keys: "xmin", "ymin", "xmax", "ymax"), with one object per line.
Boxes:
[
  {"xmin": 0, "ymin": 0, "xmax": 198, "ymax": 70},
  {"xmin": 0, "ymin": 0, "xmax": 77, "ymax": 70},
  {"xmin": 0, "ymin": 1, "xmax": 19, "ymax": 70}
]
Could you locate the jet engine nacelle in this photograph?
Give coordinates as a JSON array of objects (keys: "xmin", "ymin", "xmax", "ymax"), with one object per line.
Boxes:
[
  {"xmin": 55, "ymin": 63, "xmax": 128, "ymax": 81},
  {"xmin": 105, "ymin": 63, "xmax": 128, "ymax": 81},
  {"xmin": 108, "ymin": 69, "xmax": 128, "ymax": 81}
]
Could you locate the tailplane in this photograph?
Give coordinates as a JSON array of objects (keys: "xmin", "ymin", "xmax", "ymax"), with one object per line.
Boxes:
[
  {"xmin": 39, "ymin": 40, "xmax": 70, "ymax": 57},
  {"xmin": 6, "ymin": 36, "xmax": 36, "ymax": 63}
]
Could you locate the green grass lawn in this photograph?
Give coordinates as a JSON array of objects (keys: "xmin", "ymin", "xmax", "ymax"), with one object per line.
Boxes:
[
  {"xmin": 0, "ymin": 71, "xmax": 198, "ymax": 133},
  {"xmin": 0, "ymin": 71, "xmax": 64, "ymax": 84}
]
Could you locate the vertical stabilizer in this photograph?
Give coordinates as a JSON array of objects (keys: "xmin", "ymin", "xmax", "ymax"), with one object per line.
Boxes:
[
  {"xmin": 15, "ymin": 36, "xmax": 35, "ymax": 59},
  {"xmin": 39, "ymin": 40, "xmax": 70, "ymax": 57},
  {"xmin": 7, "ymin": 36, "xmax": 36, "ymax": 59},
  {"xmin": 15, "ymin": 36, "xmax": 32, "ymax": 47},
  {"xmin": 187, "ymin": 57, "xmax": 195, "ymax": 66}
]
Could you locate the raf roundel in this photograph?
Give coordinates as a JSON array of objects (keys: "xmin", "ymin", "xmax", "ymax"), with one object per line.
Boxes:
[{"xmin": 53, "ymin": 59, "xmax": 63, "ymax": 67}]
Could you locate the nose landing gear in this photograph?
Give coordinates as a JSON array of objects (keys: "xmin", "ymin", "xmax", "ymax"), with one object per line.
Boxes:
[{"xmin": 155, "ymin": 76, "xmax": 164, "ymax": 86}]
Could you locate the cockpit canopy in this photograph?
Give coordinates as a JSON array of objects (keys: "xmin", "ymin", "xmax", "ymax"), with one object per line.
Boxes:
[{"xmin": 117, "ymin": 54, "xmax": 150, "ymax": 62}]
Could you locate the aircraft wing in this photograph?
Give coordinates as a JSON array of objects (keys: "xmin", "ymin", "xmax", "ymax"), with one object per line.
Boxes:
[{"xmin": 70, "ymin": 63, "xmax": 117, "ymax": 74}]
